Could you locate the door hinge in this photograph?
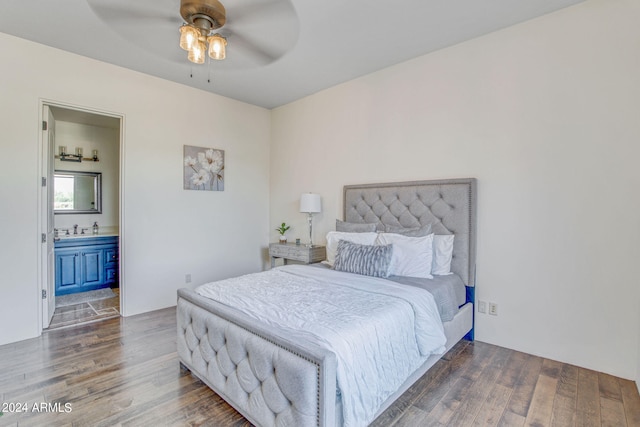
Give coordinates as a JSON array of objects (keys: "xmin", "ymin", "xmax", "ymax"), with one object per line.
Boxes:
[
  {"xmin": 42, "ymin": 177, "xmax": 47, "ymax": 187},
  {"xmin": 42, "ymin": 233, "xmax": 47, "ymax": 243},
  {"xmin": 42, "ymin": 289, "xmax": 47, "ymax": 299},
  {"xmin": 42, "ymin": 121, "xmax": 48, "ymax": 130}
]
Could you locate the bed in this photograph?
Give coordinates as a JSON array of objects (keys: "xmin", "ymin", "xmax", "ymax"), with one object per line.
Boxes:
[{"xmin": 177, "ymin": 178, "xmax": 477, "ymax": 426}]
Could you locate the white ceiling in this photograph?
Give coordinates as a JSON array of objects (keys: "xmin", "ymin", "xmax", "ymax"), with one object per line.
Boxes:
[{"xmin": 0, "ymin": 0, "xmax": 584, "ymax": 109}]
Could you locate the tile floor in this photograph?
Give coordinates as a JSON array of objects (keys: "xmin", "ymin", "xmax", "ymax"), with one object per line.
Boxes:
[{"xmin": 47, "ymin": 288, "xmax": 120, "ymax": 330}]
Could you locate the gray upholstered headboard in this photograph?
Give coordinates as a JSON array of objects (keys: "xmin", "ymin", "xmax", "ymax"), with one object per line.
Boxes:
[{"xmin": 343, "ymin": 178, "xmax": 477, "ymax": 287}]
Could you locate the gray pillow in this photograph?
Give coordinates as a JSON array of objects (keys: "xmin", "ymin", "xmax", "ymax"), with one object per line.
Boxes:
[
  {"xmin": 333, "ymin": 240, "xmax": 393, "ymax": 278},
  {"xmin": 383, "ymin": 223, "xmax": 432, "ymax": 237},
  {"xmin": 336, "ymin": 219, "xmax": 377, "ymax": 233}
]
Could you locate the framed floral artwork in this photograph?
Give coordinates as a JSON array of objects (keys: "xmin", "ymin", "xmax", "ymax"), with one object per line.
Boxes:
[{"xmin": 183, "ymin": 145, "xmax": 225, "ymax": 191}]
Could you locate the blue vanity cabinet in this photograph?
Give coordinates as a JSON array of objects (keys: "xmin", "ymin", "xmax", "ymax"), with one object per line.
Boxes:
[
  {"xmin": 104, "ymin": 246, "xmax": 119, "ymax": 285},
  {"xmin": 55, "ymin": 250, "xmax": 81, "ymax": 291},
  {"xmin": 54, "ymin": 236, "xmax": 119, "ymax": 296}
]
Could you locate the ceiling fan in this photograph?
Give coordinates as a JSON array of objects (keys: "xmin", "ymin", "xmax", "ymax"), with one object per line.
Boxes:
[
  {"xmin": 179, "ymin": 0, "xmax": 228, "ymax": 63},
  {"xmin": 87, "ymin": 0, "xmax": 299, "ymax": 69}
]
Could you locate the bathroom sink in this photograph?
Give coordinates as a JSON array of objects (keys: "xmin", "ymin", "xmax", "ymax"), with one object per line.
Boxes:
[{"xmin": 56, "ymin": 232, "xmax": 118, "ymax": 240}]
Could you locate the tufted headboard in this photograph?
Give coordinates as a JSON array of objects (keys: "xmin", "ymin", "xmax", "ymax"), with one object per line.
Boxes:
[{"xmin": 343, "ymin": 178, "xmax": 477, "ymax": 287}]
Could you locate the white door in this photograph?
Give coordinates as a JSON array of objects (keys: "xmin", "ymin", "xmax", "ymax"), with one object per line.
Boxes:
[{"xmin": 42, "ymin": 105, "xmax": 56, "ymax": 328}]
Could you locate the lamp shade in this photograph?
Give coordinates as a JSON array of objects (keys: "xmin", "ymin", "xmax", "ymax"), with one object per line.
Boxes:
[
  {"xmin": 300, "ymin": 193, "xmax": 321, "ymax": 213},
  {"xmin": 179, "ymin": 25, "xmax": 199, "ymax": 51},
  {"xmin": 188, "ymin": 38, "xmax": 207, "ymax": 64},
  {"xmin": 208, "ymin": 34, "xmax": 227, "ymax": 60}
]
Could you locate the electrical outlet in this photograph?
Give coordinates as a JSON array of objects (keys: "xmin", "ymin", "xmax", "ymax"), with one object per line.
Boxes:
[
  {"xmin": 185, "ymin": 273, "xmax": 192, "ymax": 284},
  {"xmin": 478, "ymin": 300, "xmax": 487, "ymax": 314},
  {"xmin": 488, "ymin": 302, "xmax": 498, "ymax": 316}
]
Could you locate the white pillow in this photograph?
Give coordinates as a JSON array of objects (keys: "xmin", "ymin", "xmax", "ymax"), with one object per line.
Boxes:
[
  {"xmin": 432, "ymin": 235, "xmax": 454, "ymax": 275},
  {"xmin": 375, "ymin": 233, "xmax": 434, "ymax": 279},
  {"xmin": 325, "ymin": 231, "xmax": 378, "ymax": 266}
]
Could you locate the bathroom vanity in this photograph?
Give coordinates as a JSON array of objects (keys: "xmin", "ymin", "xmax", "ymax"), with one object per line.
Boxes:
[{"xmin": 54, "ymin": 235, "xmax": 119, "ymax": 296}]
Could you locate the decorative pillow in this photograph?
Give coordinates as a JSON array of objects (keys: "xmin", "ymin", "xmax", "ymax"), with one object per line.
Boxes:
[
  {"xmin": 432, "ymin": 235, "xmax": 455, "ymax": 275},
  {"xmin": 336, "ymin": 219, "xmax": 377, "ymax": 233},
  {"xmin": 333, "ymin": 240, "xmax": 393, "ymax": 278},
  {"xmin": 383, "ymin": 223, "xmax": 432, "ymax": 237},
  {"xmin": 375, "ymin": 233, "xmax": 434, "ymax": 279},
  {"xmin": 325, "ymin": 231, "xmax": 378, "ymax": 266}
]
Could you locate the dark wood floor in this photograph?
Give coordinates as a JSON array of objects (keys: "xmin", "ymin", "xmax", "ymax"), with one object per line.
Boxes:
[{"xmin": 0, "ymin": 307, "xmax": 638, "ymax": 426}]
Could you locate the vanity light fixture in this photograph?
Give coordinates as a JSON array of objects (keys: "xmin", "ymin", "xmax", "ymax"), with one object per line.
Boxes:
[
  {"xmin": 56, "ymin": 146, "xmax": 99, "ymax": 162},
  {"xmin": 300, "ymin": 193, "xmax": 322, "ymax": 247}
]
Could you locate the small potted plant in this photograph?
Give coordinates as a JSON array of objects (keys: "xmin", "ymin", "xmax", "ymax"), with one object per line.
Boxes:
[{"xmin": 275, "ymin": 222, "xmax": 290, "ymax": 243}]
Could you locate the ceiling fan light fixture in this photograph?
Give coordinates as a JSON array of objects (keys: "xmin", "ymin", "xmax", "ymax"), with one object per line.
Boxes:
[
  {"xmin": 187, "ymin": 38, "xmax": 207, "ymax": 64},
  {"xmin": 179, "ymin": 0, "xmax": 229, "ymax": 64},
  {"xmin": 207, "ymin": 34, "xmax": 227, "ymax": 60},
  {"xmin": 179, "ymin": 24, "xmax": 199, "ymax": 51}
]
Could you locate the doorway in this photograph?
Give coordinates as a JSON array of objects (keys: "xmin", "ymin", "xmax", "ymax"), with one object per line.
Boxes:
[{"xmin": 39, "ymin": 102, "xmax": 124, "ymax": 330}]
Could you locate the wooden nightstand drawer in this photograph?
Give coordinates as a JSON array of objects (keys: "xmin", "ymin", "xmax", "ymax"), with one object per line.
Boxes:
[{"xmin": 269, "ymin": 243, "xmax": 326, "ymax": 267}]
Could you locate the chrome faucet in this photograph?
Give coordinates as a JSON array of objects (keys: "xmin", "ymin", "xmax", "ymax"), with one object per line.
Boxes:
[{"xmin": 73, "ymin": 224, "xmax": 78, "ymax": 235}]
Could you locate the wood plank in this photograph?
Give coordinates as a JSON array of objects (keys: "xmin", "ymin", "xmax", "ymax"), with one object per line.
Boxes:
[
  {"xmin": 598, "ymin": 372, "xmax": 623, "ymax": 402},
  {"xmin": 495, "ymin": 349, "xmax": 530, "ymax": 389},
  {"xmin": 497, "ymin": 410, "xmax": 526, "ymax": 427},
  {"xmin": 550, "ymin": 363, "xmax": 578, "ymax": 427},
  {"xmin": 505, "ymin": 353, "xmax": 544, "ymax": 417},
  {"xmin": 422, "ymin": 377, "xmax": 472, "ymax": 426},
  {"xmin": 576, "ymin": 368, "xmax": 602, "ymax": 427},
  {"xmin": 541, "ymin": 358, "xmax": 563, "ymax": 380},
  {"xmin": 411, "ymin": 341, "xmax": 478, "ymax": 414},
  {"xmin": 524, "ymin": 374, "xmax": 558, "ymax": 426},
  {"xmin": 472, "ymin": 383, "xmax": 513, "ymax": 426},
  {"xmin": 392, "ymin": 406, "xmax": 434, "ymax": 427},
  {"xmin": 447, "ymin": 345, "xmax": 512, "ymax": 426},
  {"xmin": 620, "ymin": 378, "xmax": 640, "ymax": 427},
  {"xmin": 599, "ymin": 395, "xmax": 627, "ymax": 427}
]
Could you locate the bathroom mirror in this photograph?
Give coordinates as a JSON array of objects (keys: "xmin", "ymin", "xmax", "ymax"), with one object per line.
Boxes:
[{"xmin": 54, "ymin": 171, "xmax": 102, "ymax": 214}]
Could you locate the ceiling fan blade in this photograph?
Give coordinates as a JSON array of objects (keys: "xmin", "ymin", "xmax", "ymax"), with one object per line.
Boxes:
[
  {"xmin": 87, "ymin": 0, "xmax": 181, "ymax": 24},
  {"xmin": 225, "ymin": 0, "xmax": 297, "ymax": 28},
  {"xmin": 222, "ymin": 28, "xmax": 277, "ymax": 66},
  {"xmin": 87, "ymin": 0, "xmax": 186, "ymax": 64},
  {"xmin": 220, "ymin": 0, "xmax": 299, "ymax": 68}
]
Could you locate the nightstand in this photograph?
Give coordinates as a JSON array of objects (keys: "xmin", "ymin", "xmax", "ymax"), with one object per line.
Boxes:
[{"xmin": 269, "ymin": 243, "xmax": 326, "ymax": 268}]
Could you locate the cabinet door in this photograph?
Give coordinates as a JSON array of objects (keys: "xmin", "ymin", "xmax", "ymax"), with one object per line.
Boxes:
[
  {"xmin": 80, "ymin": 248, "xmax": 104, "ymax": 287},
  {"xmin": 55, "ymin": 250, "xmax": 81, "ymax": 295}
]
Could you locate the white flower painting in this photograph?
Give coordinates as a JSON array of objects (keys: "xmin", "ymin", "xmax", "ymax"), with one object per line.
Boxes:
[{"xmin": 183, "ymin": 145, "xmax": 225, "ymax": 191}]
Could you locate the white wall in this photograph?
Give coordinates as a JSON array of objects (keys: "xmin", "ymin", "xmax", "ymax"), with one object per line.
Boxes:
[
  {"xmin": 270, "ymin": 0, "xmax": 640, "ymax": 379},
  {"xmin": 53, "ymin": 120, "xmax": 120, "ymax": 231},
  {"xmin": 0, "ymin": 32, "xmax": 271, "ymax": 345}
]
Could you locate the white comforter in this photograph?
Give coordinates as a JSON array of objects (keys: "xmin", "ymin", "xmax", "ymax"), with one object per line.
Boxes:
[{"xmin": 195, "ymin": 265, "xmax": 446, "ymax": 427}]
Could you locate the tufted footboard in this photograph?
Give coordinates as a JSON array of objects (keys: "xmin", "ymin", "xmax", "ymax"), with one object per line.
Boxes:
[{"xmin": 177, "ymin": 288, "xmax": 337, "ymax": 427}]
